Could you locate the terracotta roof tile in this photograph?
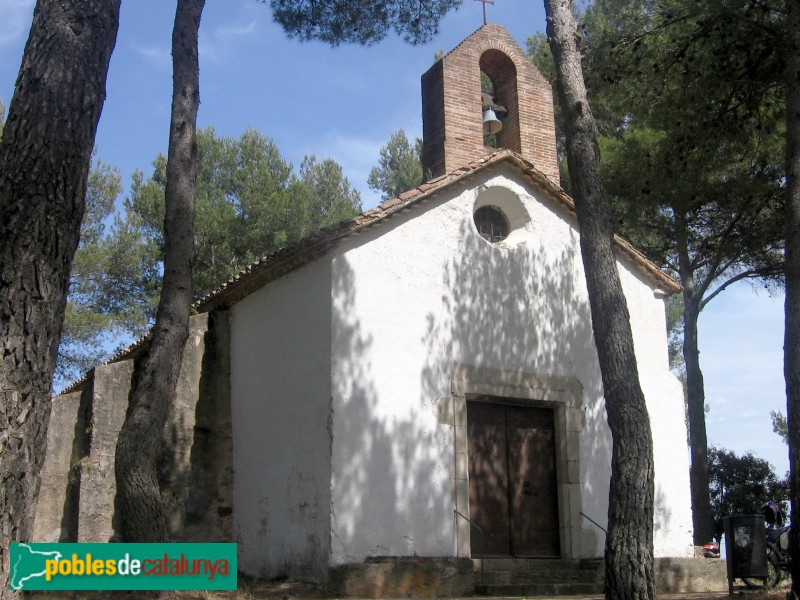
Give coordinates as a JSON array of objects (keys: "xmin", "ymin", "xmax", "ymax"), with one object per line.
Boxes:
[
  {"xmin": 380, "ymin": 197, "xmax": 404, "ymax": 208},
  {"xmin": 397, "ymin": 189, "xmax": 419, "ymax": 201},
  {"xmin": 426, "ymin": 173, "xmax": 449, "ymax": 185}
]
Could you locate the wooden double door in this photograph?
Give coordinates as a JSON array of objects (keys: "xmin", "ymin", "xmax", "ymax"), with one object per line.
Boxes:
[{"xmin": 467, "ymin": 400, "xmax": 560, "ymax": 557}]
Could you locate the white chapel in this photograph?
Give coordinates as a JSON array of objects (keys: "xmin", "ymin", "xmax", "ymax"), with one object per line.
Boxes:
[{"xmin": 34, "ymin": 23, "xmax": 698, "ymax": 595}]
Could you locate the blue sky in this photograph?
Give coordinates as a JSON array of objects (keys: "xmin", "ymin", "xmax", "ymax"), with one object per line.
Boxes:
[{"xmin": 0, "ymin": 0, "xmax": 789, "ymax": 476}]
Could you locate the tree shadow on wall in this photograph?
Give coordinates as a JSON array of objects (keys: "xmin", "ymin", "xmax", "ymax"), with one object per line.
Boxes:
[
  {"xmin": 327, "ymin": 189, "xmax": 679, "ymax": 564},
  {"xmin": 330, "ymin": 256, "xmax": 452, "ymax": 563},
  {"xmin": 418, "ymin": 216, "xmax": 612, "ymax": 557},
  {"xmin": 328, "ymin": 194, "xmax": 616, "ymax": 562}
]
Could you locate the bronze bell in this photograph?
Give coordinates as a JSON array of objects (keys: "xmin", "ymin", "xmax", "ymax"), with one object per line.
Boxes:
[{"xmin": 482, "ymin": 108, "xmax": 502, "ymax": 134}]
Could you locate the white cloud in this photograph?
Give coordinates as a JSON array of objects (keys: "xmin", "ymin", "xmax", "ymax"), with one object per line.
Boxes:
[
  {"xmin": 131, "ymin": 42, "xmax": 170, "ymax": 70},
  {"xmin": 216, "ymin": 20, "xmax": 257, "ymax": 38},
  {"xmin": 0, "ymin": 0, "xmax": 33, "ymax": 47},
  {"xmin": 129, "ymin": 9, "xmax": 261, "ymax": 69},
  {"xmin": 199, "ymin": 4, "xmax": 263, "ymax": 64},
  {"xmin": 199, "ymin": 27, "xmax": 251, "ymax": 63}
]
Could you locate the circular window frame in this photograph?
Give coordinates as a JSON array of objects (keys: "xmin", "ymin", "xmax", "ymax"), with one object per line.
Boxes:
[
  {"xmin": 472, "ymin": 185, "xmax": 531, "ymax": 248},
  {"xmin": 473, "ymin": 205, "xmax": 510, "ymax": 244}
]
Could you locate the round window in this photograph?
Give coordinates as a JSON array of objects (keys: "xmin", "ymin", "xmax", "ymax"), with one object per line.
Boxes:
[{"xmin": 473, "ymin": 206, "xmax": 509, "ymax": 244}]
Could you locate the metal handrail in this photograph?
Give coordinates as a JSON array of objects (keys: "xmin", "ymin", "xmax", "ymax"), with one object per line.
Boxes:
[
  {"xmin": 454, "ymin": 509, "xmax": 485, "ymax": 588},
  {"xmin": 580, "ymin": 511, "xmax": 607, "ymax": 535}
]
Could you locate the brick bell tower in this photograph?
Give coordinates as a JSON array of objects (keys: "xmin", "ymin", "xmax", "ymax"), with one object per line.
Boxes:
[{"xmin": 421, "ymin": 24, "xmax": 559, "ymax": 184}]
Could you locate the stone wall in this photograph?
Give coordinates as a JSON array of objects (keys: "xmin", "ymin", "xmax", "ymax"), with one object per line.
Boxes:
[
  {"xmin": 161, "ymin": 310, "xmax": 234, "ymax": 542},
  {"xmin": 329, "ymin": 558, "xmax": 475, "ymax": 598},
  {"xmin": 31, "ymin": 389, "xmax": 88, "ymax": 542},
  {"xmin": 79, "ymin": 359, "xmax": 133, "ymax": 542},
  {"xmin": 32, "ymin": 311, "xmax": 233, "ymax": 543},
  {"xmin": 655, "ymin": 557, "xmax": 728, "ymax": 593}
]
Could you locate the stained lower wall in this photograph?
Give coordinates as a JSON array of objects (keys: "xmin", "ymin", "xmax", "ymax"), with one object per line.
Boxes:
[{"xmin": 229, "ymin": 258, "xmax": 333, "ymax": 581}]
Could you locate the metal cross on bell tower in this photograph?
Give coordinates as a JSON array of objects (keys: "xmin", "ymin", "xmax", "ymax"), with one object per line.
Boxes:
[{"xmin": 474, "ymin": 0, "xmax": 495, "ymax": 25}]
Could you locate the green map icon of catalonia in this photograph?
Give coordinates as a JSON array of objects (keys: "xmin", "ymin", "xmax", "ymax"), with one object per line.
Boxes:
[{"xmin": 10, "ymin": 543, "xmax": 63, "ymax": 590}]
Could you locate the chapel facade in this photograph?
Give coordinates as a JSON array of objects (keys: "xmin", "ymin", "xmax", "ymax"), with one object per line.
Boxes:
[{"xmin": 33, "ymin": 24, "xmax": 700, "ymax": 596}]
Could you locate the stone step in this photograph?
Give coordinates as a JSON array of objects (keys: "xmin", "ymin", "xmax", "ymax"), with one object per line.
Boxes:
[
  {"xmin": 473, "ymin": 558, "xmax": 604, "ymax": 596},
  {"xmin": 481, "ymin": 568, "xmax": 602, "ymax": 585},
  {"xmin": 478, "ymin": 581, "xmax": 604, "ymax": 596},
  {"xmin": 475, "ymin": 557, "xmax": 603, "ymax": 572}
]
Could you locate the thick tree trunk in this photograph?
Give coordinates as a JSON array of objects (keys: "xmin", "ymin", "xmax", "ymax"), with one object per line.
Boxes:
[
  {"xmin": 544, "ymin": 1, "xmax": 655, "ymax": 599},
  {"xmin": 785, "ymin": 0, "xmax": 800, "ymax": 594},
  {"xmin": 545, "ymin": 0, "xmax": 655, "ymax": 600},
  {"xmin": 0, "ymin": 1, "xmax": 119, "ymax": 595},
  {"xmin": 674, "ymin": 211, "xmax": 714, "ymax": 546},
  {"xmin": 114, "ymin": 0, "xmax": 203, "ymax": 543}
]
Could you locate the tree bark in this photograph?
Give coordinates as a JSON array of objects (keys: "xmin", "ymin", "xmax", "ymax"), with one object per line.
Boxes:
[
  {"xmin": 682, "ymin": 294, "xmax": 714, "ymax": 544},
  {"xmin": 785, "ymin": 0, "xmax": 800, "ymax": 594},
  {"xmin": 544, "ymin": 1, "xmax": 655, "ymax": 598},
  {"xmin": 674, "ymin": 210, "xmax": 714, "ymax": 546},
  {"xmin": 114, "ymin": 0, "xmax": 203, "ymax": 543},
  {"xmin": 0, "ymin": 1, "xmax": 119, "ymax": 595}
]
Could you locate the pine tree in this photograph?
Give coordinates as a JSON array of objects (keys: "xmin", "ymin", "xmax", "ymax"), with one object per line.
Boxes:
[
  {"xmin": 544, "ymin": 0, "xmax": 656, "ymax": 596},
  {"xmin": 0, "ymin": 2, "xmax": 120, "ymax": 593},
  {"xmin": 368, "ymin": 130, "xmax": 424, "ymax": 200},
  {"xmin": 115, "ymin": 0, "xmax": 205, "ymax": 543}
]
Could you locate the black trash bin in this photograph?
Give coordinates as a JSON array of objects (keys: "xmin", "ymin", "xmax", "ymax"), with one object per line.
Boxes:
[{"xmin": 723, "ymin": 514, "xmax": 768, "ymax": 593}]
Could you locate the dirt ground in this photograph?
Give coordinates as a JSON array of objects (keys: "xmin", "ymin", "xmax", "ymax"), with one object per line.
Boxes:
[
  {"xmin": 220, "ymin": 576, "xmax": 791, "ymax": 600},
  {"xmin": 24, "ymin": 581, "xmax": 795, "ymax": 600}
]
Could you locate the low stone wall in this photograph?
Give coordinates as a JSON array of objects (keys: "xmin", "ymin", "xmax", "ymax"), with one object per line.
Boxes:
[
  {"xmin": 31, "ymin": 390, "xmax": 88, "ymax": 543},
  {"xmin": 327, "ymin": 555, "xmax": 726, "ymax": 597},
  {"xmin": 655, "ymin": 557, "xmax": 728, "ymax": 593},
  {"xmin": 79, "ymin": 360, "xmax": 133, "ymax": 542},
  {"xmin": 159, "ymin": 310, "xmax": 234, "ymax": 542},
  {"xmin": 32, "ymin": 311, "xmax": 233, "ymax": 543},
  {"xmin": 329, "ymin": 557, "xmax": 475, "ymax": 598}
]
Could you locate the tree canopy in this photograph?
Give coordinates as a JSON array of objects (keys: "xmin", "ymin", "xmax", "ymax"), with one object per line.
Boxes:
[
  {"xmin": 771, "ymin": 410, "xmax": 789, "ymax": 445},
  {"xmin": 56, "ymin": 157, "xmax": 159, "ymax": 382},
  {"xmin": 708, "ymin": 446, "xmax": 788, "ymax": 540},
  {"xmin": 127, "ymin": 128, "xmax": 361, "ymax": 297},
  {"xmin": 269, "ymin": 0, "xmax": 463, "ymax": 45},
  {"xmin": 57, "ymin": 127, "xmax": 361, "ymax": 387},
  {"xmin": 368, "ymin": 129, "xmax": 423, "ymax": 200}
]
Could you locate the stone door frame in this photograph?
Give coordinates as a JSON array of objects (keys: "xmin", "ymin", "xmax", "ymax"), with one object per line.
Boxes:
[{"xmin": 451, "ymin": 364, "xmax": 585, "ymax": 559}]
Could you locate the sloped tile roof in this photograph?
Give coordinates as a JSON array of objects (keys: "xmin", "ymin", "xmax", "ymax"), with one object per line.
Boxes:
[{"xmin": 57, "ymin": 149, "xmax": 680, "ymax": 395}]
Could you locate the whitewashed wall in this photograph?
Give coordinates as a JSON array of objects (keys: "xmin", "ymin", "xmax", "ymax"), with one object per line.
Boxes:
[
  {"xmin": 329, "ymin": 165, "xmax": 693, "ymax": 564},
  {"xmin": 230, "ymin": 258, "xmax": 333, "ymax": 580},
  {"xmin": 619, "ymin": 259, "xmax": 695, "ymax": 557}
]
